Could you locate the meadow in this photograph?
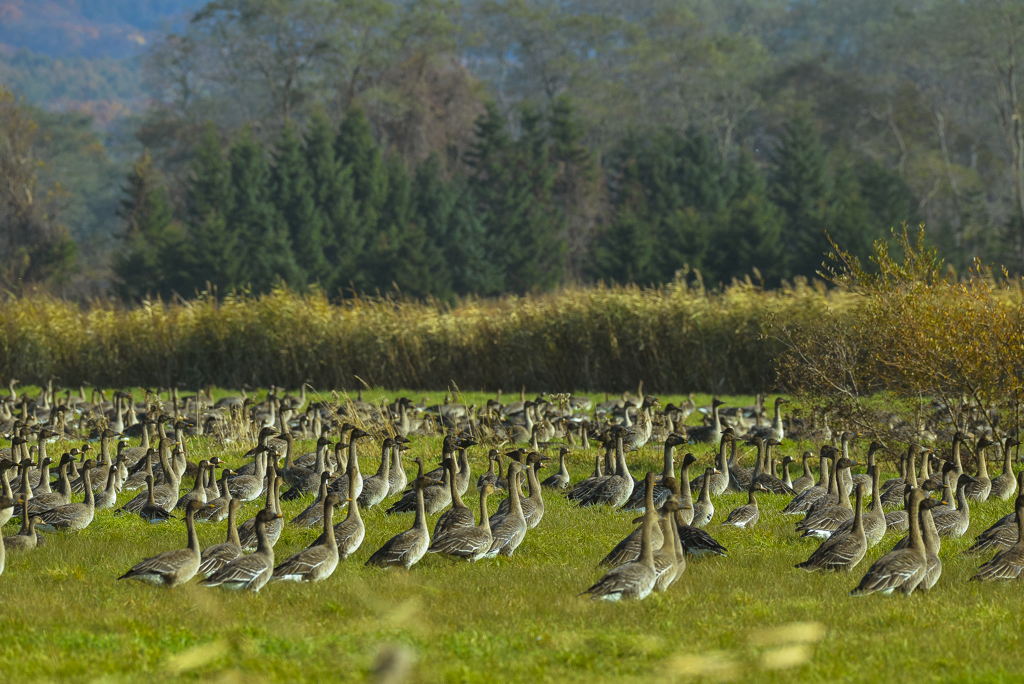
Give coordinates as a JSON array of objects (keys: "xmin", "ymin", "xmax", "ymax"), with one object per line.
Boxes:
[{"xmin": 1, "ymin": 389, "xmax": 1022, "ymax": 683}]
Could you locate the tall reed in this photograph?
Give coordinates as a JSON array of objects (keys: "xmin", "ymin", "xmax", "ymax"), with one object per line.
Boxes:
[{"xmin": 0, "ymin": 278, "xmax": 849, "ymax": 393}]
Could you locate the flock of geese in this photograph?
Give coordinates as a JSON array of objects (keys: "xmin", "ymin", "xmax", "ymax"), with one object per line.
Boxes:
[{"xmin": 1, "ymin": 382, "xmax": 1023, "ymax": 602}]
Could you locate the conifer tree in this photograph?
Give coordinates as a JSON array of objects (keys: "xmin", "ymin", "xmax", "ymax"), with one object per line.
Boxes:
[
  {"xmin": 228, "ymin": 125, "xmax": 302, "ymax": 292},
  {"xmin": 335, "ymin": 106, "xmax": 387, "ymax": 290},
  {"xmin": 184, "ymin": 121, "xmax": 239, "ymax": 292},
  {"xmin": 770, "ymin": 108, "xmax": 831, "ymax": 278},
  {"xmin": 113, "ymin": 150, "xmax": 184, "ymax": 299},
  {"xmin": 271, "ymin": 121, "xmax": 329, "ymax": 286},
  {"xmin": 549, "ymin": 96, "xmax": 599, "ymax": 281}
]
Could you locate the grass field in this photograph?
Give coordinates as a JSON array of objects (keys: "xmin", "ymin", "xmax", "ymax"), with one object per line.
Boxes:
[{"xmin": 1, "ymin": 390, "xmax": 1023, "ymax": 683}]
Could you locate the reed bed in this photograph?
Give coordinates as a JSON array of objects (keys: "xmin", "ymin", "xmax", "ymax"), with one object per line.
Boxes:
[{"xmin": 0, "ymin": 279, "xmax": 850, "ymax": 393}]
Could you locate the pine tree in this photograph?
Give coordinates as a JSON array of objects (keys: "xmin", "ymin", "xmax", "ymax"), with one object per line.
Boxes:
[
  {"xmin": 466, "ymin": 102, "xmax": 564, "ymax": 294},
  {"xmin": 827, "ymin": 149, "xmax": 876, "ymax": 265},
  {"xmin": 271, "ymin": 121, "xmax": 329, "ymax": 287},
  {"xmin": 184, "ymin": 121, "xmax": 239, "ymax": 292},
  {"xmin": 228, "ymin": 125, "xmax": 302, "ymax": 292},
  {"xmin": 549, "ymin": 96, "xmax": 599, "ymax": 280},
  {"xmin": 335, "ymin": 106, "xmax": 387, "ymax": 291},
  {"xmin": 113, "ymin": 150, "xmax": 184, "ymax": 299},
  {"xmin": 304, "ymin": 107, "xmax": 360, "ymax": 292},
  {"xmin": 770, "ymin": 108, "xmax": 831, "ymax": 279}
]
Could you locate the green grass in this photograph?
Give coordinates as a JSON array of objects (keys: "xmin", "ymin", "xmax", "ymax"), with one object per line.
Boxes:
[{"xmin": 1, "ymin": 391, "xmax": 1023, "ymax": 683}]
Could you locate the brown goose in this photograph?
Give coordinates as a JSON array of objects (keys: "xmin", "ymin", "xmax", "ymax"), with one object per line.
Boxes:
[
  {"xmin": 966, "ymin": 472, "xmax": 1024, "ymax": 555},
  {"xmin": 26, "ymin": 453, "xmax": 74, "ymax": 515},
  {"xmin": 356, "ymin": 437, "xmax": 392, "ymax": 508},
  {"xmin": 797, "ymin": 457, "xmax": 856, "ymax": 538},
  {"xmin": 227, "ymin": 446, "xmax": 270, "ymax": 502},
  {"xmin": 281, "ymin": 433, "xmax": 333, "ymax": 501},
  {"xmin": 175, "ymin": 460, "xmax": 210, "ymax": 510},
  {"xmin": 791, "ymin": 451, "xmax": 815, "ymax": 493},
  {"xmin": 919, "ymin": 498, "xmax": 943, "ymax": 590},
  {"xmin": 795, "ymin": 484, "xmax": 867, "ymax": 573},
  {"xmin": 237, "ymin": 476, "xmax": 283, "ymax": 551},
  {"xmin": 0, "ymin": 460, "xmax": 16, "ymax": 526},
  {"xmin": 4, "ymin": 495, "xmax": 43, "ymax": 552},
  {"xmin": 477, "ymin": 449, "xmax": 503, "ymax": 492},
  {"xmin": 198, "ymin": 498, "xmax": 243, "ymax": 577},
  {"xmin": 119, "ymin": 499, "xmax": 211, "ymax": 587},
  {"xmin": 272, "ymin": 492, "xmax": 343, "ymax": 583},
  {"xmin": 851, "ymin": 441, "xmax": 884, "ymax": 496},
  {"xmin": 833, "ymin": 465, "xmax": 886, "ymax": 548},
  {"xmin": 675, "ymin": 454, "xmax": 698, "ymax": 526},
  {"xmin": 722, "ymin": 479, "xmax": 768, "ymax": 529},
  {"xmin": 662, "ymin": 474, "xmax": 727, "ymax": 557},
  {"xmin": 313, "ymin": 450, "xmax": 375, "ymax": 560},
  {"xmin": 434, "ymin": 457, "xmax": 474, "ymax": 538},
  {"xmin": 850, "ymin": 488, "xmax": 928, "ymax": 596},
  {"xmin": 652, "ymin": 496, "xmax": 686, "ymax": 592},
  {"xmin": 37, "ymin": 460, "xmax": 98, "ymax": 532},
  {"xmin": 989, "ymin": 437, "xmax": 1020, "ymax": 501},
  {"xmin": 565, "ymin": 447, "xmax": 606, "ymax": 503},
  {"xmin": 429, "ymin": 483, "xmax": 495, "ymax": 561},
  {"xmin": 486, "ymin": 462, "xmax": 528, "ymax": 558},
  {"xmin": 327, "ymin": 428, "xmax": 369, "ymax": 501},
  {"xmin": 691, "ymin": 467, "xmax": 717, "ymax": 528},
  {"xmin": 962, "ymin": 436, "xmax": 995, "ymax": 502},
  {"xmin": 692, "ymin": 431, "xmax": 732, "ymax": 496},
  {"xmin": 578, "ymin": 430, "xmax": 634, "ymax": 508},
  {"xmin": 621, "ymin": 433, "xmax": 687, "ymax": 510},
  {"xmin": 749, "ymin": 437, "xmax": 794, "ymax": 495},
  {"xmin": 971, "ymin": 493, "xmax": 1024, "ymax": 582},
  {"xmin": 119, "ymin": 439, "xmax": 181, "ymax": 513},
  {"xmin": 196, "ymin": 468, "xmax": 236, "ymax": 523},
  {"xmin": 366, "ymin": 475, "xmax": 433, "ymax": 569},
  {"xmin": 493, "ymin": 452, "xmax": 545, "ymax": 529},
  {"xmin": 932, "ymin": 472, "xmax": 976, "ymax": 538},
  {"xmin": 290, "ymin": 472, "xmax": 333, "ymax": 528},
  {"xmin": 93, "ymin": 464, "xmax": 121, "ymax": 511},
  {"xmin": 541, "ymin": 447, "xmax": 571, "ymax": 490},
  {"xmin": 783, "ymin": 446, "xmax": 833, "ymax": 515},
  {"xmin": 582, "ymin": 472, "xmax": 659, "ymax": 601},
  {"xmin": 201, "ymin": 507, "xmax": 281, "ymax": 592},
  {"xmin": 388, "ymin": 437, "xmax": 409, "ymax": 495}
]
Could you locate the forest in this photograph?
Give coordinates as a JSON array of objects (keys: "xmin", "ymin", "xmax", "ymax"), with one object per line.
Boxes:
[{"xmin": 1, "ymin": 0, "xmax": 1022, "ymax": 299}]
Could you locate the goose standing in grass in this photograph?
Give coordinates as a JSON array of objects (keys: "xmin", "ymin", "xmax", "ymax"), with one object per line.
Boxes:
[
  {"xmin": 134, "ymin": 474, "xmax": 174, "ymax": 523},
  {"xmin": 971, "ymin": 494, "xmax": 1024, "ymax": 582},
  {"xmin": 314, "ymin": 451, "xmax": 378, "ymax": 560},
  {"xmin": 692, "ymin": 431, "xmax": 732, "ymax": 496},
  {"xmin": 833, "ymin": 466, "xmax": 886, "ymax": 548},
  {"xmin": 119, "ymin": 499, "xmax": 212, "ymax": 588},
  {"xmin": 26, "ymin": 453, "xmax": 73, "ymax": 515},
  {"xmin": 493, "ymin": 452, "xmax": 546, "ymax": 528},
  {"xmin": 272, "ymin": 492, "xmax": 344, "ymax": 583},
  {"xmin": 795, "ymin": 484, "xmax": 868, "ymax": 573},
  {"xmin": 578, "ymin": 430, "xmax": 634, "ymax": 508},
  {"xmin": 366, "ymin": 475, "xmax": 433, "ymax": 569},
  {"xmin": 93, "ymin": 465, "xmax": 121, "ymax": 511},
  {"xmin": 541, "ymin": 447, "xmax": 571, "ymax": 490},
  {"xmin": 388, "ymin": 437, "xmax": 410, "ymax": 495},
  {"xmin": 291, "ymin": 472, "xmax": 333, "ymax": 528},
  {"xmin": 201, "ymin": 508, "xmax": 281, "ymax": 592},
  {"xmin": 478, "ymin": 449, "xmax": 503, "ymax": 492},
  {"xmin": 722, "ymin": 480, "xmax": 768, "ymax": 529},
  {"xmin": 434, "ymin": 457, "xmax": 474, "ymax": 537},
  {"xmin": 691, "ymin": 467, "xmax": 717, "ymax": 528},
  {"xmin": 0, "ymin": 496, "xmax": 13, "ymax": 575},
  {"xmin": 238, "ymin": 476, "xmax": 283, "ymax": 551},
  {"xmin": 653, "ymin": 496, "xmax": 686, "ymax": 592},
  {"xmin": 791, "ymin": 452, "xmax": 815, "ymax": 493},
  {"xmin": 932, "ymin": 472, "xmax": 976, "ymax": 538},
  {"xmin": 196, "ymin": 468, "xmax": 236, "ymax": 523},
  {"xmin": 850, "ymin": 488, "xmax": 928, "ymax": 596},
  {"xmin": 675, "ymin": 454, "xmax": 698, "ymax": 525},
  {"xmin": 919, "ymin": 498, "xmax": 943, "ymax": 590},
  {"xmin": 964, "ymin": 437, "xmax": 995, "ymax": 502},
  {"xmin": 989, "ymin": 437, "xmax": 1020, "ymax": 501},
  {"xmin": 429, "ymin": 483, "xmax": 496, "ymax": 561},
  {"xmin": 486, "ymin": 462, "xmax": 528, "ymax": 558},
  {"xmin": 582, "ymin": 473, "xmax": 659, "ymax": 601},
  {"xmin": 0, "ymin": 461, "xmax": 16, "ymax": 526},
  {"xmin": 4, "ymin": 496, "xmax": 42, "ymax": 552},
  {"xmin": 783, "ymin": 447, "xmax": 832, "ymax": 515},
  {"xmin": 687, "ymin": 398, "xmax": 724, "ymax": 444},
  {"xmin": 37, "ymin": 460, "xmax": 98, "ymax": 532},
  {"xmin": 228, "ymin": 446, "xmax": 270, "ymax": 502},
  {"xmin": 198, "ymin": 499, "xmax": 243, "ymax": 578},
  {"xmin": 662, "ymin": 476, "xmax": 727, "ymax": 557},
  {"xmin": 622, "ymin": 433, "xmax": 686, "ymax": 511},
  {"xmin": 966, "ymin": 472, "xmax": 1024, "ymax": 555},
  {"xmin": 357, "ymin": 437, "xmax": 392, "ymax": 508},
  {"xmin": 175, "ymin": 460, "xmax": 210, "ymax": 510},
  {"xmin": 749, "ymin": 397, "xmax": 786, "ymax": 442}
]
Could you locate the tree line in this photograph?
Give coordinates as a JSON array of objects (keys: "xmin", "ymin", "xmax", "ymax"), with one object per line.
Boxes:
[{"xmin": 115, "ymin": 98, "xmax": 914, "ymax": 300}]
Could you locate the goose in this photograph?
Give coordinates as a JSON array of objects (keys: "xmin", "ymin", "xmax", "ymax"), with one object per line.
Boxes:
[
  {"xmin": 964, "ymin": 437, "xmax": 994, "ymax": 502},
  {"xmin": 198, "ymin": 499, "xmax": 243, "ymax": 577},
  {"xmin": 748, "ymin": 397, "xmax": 786, "ymax": 442},
  {"xmin": 919, "ymin": 498, "xmax": 943, "ymax": 590},
  {"xmin": 971, "ymin": 493, "xmax": 1024, "ymax": 582},
  {"xmin": 879, "ymin": 449, "xmax": 908, "ymax": 495},
  {"xmin": 328, "ymin": 428, "xmax": 369, "ymax": 502},
  {"xmin": 37, "ymin": 459, "xmax": 98, "ymax": 532},
  {"xmin": 722, "ymin": 479, "xmax": 768, "ymax": 529},
  {"xmin": 882, "ymin": 444, "xmax": 920, "ymax": 509},
  {"xmin": 4, "ymin": 496, "xmax": 42, "ymax": 552},
  {"xmin": 119, "ymin": 439, "xmax": 181, "ymax": 513},
  {"xmin": 989, "ymin": 437, "xmax": 1020, "ymax": 500},
  {"xmin": 486, "ymin": 462, "xmax": 528, "ymax": 558},
  {"xmin": 835, "ymin": 432, "xmax": 857, "ymax": 497},
  {"xmin": 931, "ymin": 472, "xmax": 976, "ymax": 538},
  {"xmin": 388, "ymin": 437, "xmax": 410, "ymax": 495},
  {"xmin": 797, "ymin": 462, "xmax": 855, "ymax": 540},
  {"xmin": 783, "ymin": 447, "xmax": 833, "ymax": 515},
  {"xmin": 227, "ymin": 446, "xmax": 270, "ymax": 502},
  {"xmin": 600, "ymin": 488, "xmax": 667, "ymax": 569},
  {"xmin": 26, "ymin": 453, "xmax": 73, "ymax": 515},
  {"xmin": 851, "ymin": 441, "xmax": 884, "ymax": 496},
  {"xmin": 791, "ymin": 452, "xmax": 815, "ymax": 493},
  {"xmin": 237, "ymin": 476, "xmax": 283, "ymax": 551},
  {"xmin": 314, "ymin": 451, "xmax": 376, "ymax": 560},
  {"xmin": 282, "ymin": 433, "xmax": 334, "ymax": 501},
  {"xmin": 565, "ymin": 447, "xmax": 607, "ymax": 503},
  {"xmin": 652, "ymin": 496, "xmax": 686, "ymax": 592},
  {"xmin": 850, "ymin": 488, "xmax": 928, "ymax": 596},
  {"xmin": 291, "ymin": 472, "xmax": 333, "ymax": 528},
  {"xmin": 201, "ymin": 507, "xmax": 281, "ymax": 592},
  {"xmin": 453, "ymin": 436, "xmax": 475, "ymax": 497},
  {"xmin": 433, "ymin": 457, "xmax": 474, "ymax": 537},
  {"xmin": 119, "ymin": 499, "xmax": 212, "ymax": 587},
  {"xmin": 231, "ymin": 428, "xmax": 279, "ymax": 478},
  {"xmin": 366, "ymin": 475, "xmax": 433, "ymax": 569},
  {"xmin": 582, "ymin": 472, "xmax": 659, "ymax": 601},
  {"xmin": 691, "ymin": 432, "xmax": 732, "ymax": 496},
  {"xmin": 196, "ymin": 468, "xmax": 236, "ymax": 523},
  {"xmin": 0, "ymin": 460, "xmax": 15, "ymax": 526},
  {"xmin": 966, "ymin": 472, "xmax": 1024, "ymax": 555},
  {"xmin": 804, "ymin": 455, "xmax": 855, "ymax": 517},
  {"xmin": 691, "ymin": 467, "xmax": 717, "ymax": 528},
  {"xmin": 357, "ymin": 437, "xmax": 393, "ymax": 508},
  {"xmin": 795, "ymin": 483, "xmax": 867, "ymax": 572},
  {"xmin": 725, "ymin": 434, "xmax": 750, "ymax": 493},
  {"xmin": 541, "ymin": 447, "xmax": 571, "ymax": 490},
  {"xmin": 780, "ymin": 456, "xmax": 795, "ymax": 491},
  {"xmin": 833, "ymin": 465, "xmax": 886, "ymax": 547},
  {"xmin": 687, "ymin": 398, "xmax": 724, "ymax": 444},
  {"xmin": 134, "ymin": 474, "xmax": 174, "ymax": 524},
  {"xmin": 429, "ymin": 483, "xmax": 495, "ymax": 561},
  {"xmin": 750, "ymin": 438, "xmax": 794, "ymax": 495},
  {"xmin": 621, "ymin": 433, "xmax": 686, "ymax": 511},
  {"xmin": 280, "ymin": 432, "xmax": 314, "ymax": 486},
  {"xmin": 121, "ymin": 448, "xmax": 155, "ymax": 493},
  {"xmin": 493, "ymin": 452, "xmax": 546, "ymax": 529},
  {"xmin": 272, "ymin": 492, "xmax": 343, "ymax": 583},
  {"xmin": 675, "ymin": 454, "xmax": 698, "ymax": 526},
  {"xmin": 93, "ymin": 464, "xmax": 121, "ymax": 511},
  {"xmin": 0, "ymin": 495, "xmax": 15, "ymax": 575},
  {"xmin": 577, "ymin": 431, "xmax": 634, "ymax": 508},
  {"xmin": 477, "ymin": 449, "xmax": 503, "ymax": 491},
  {"xmin": 175, "ymin": 460, "xmax": 210, "ymax": 509}
]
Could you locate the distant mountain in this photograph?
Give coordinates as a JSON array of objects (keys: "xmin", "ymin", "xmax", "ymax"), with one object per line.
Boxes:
[{"xmin": 0, "ymin": 0, "xmax": 204, "ymax": 58}]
